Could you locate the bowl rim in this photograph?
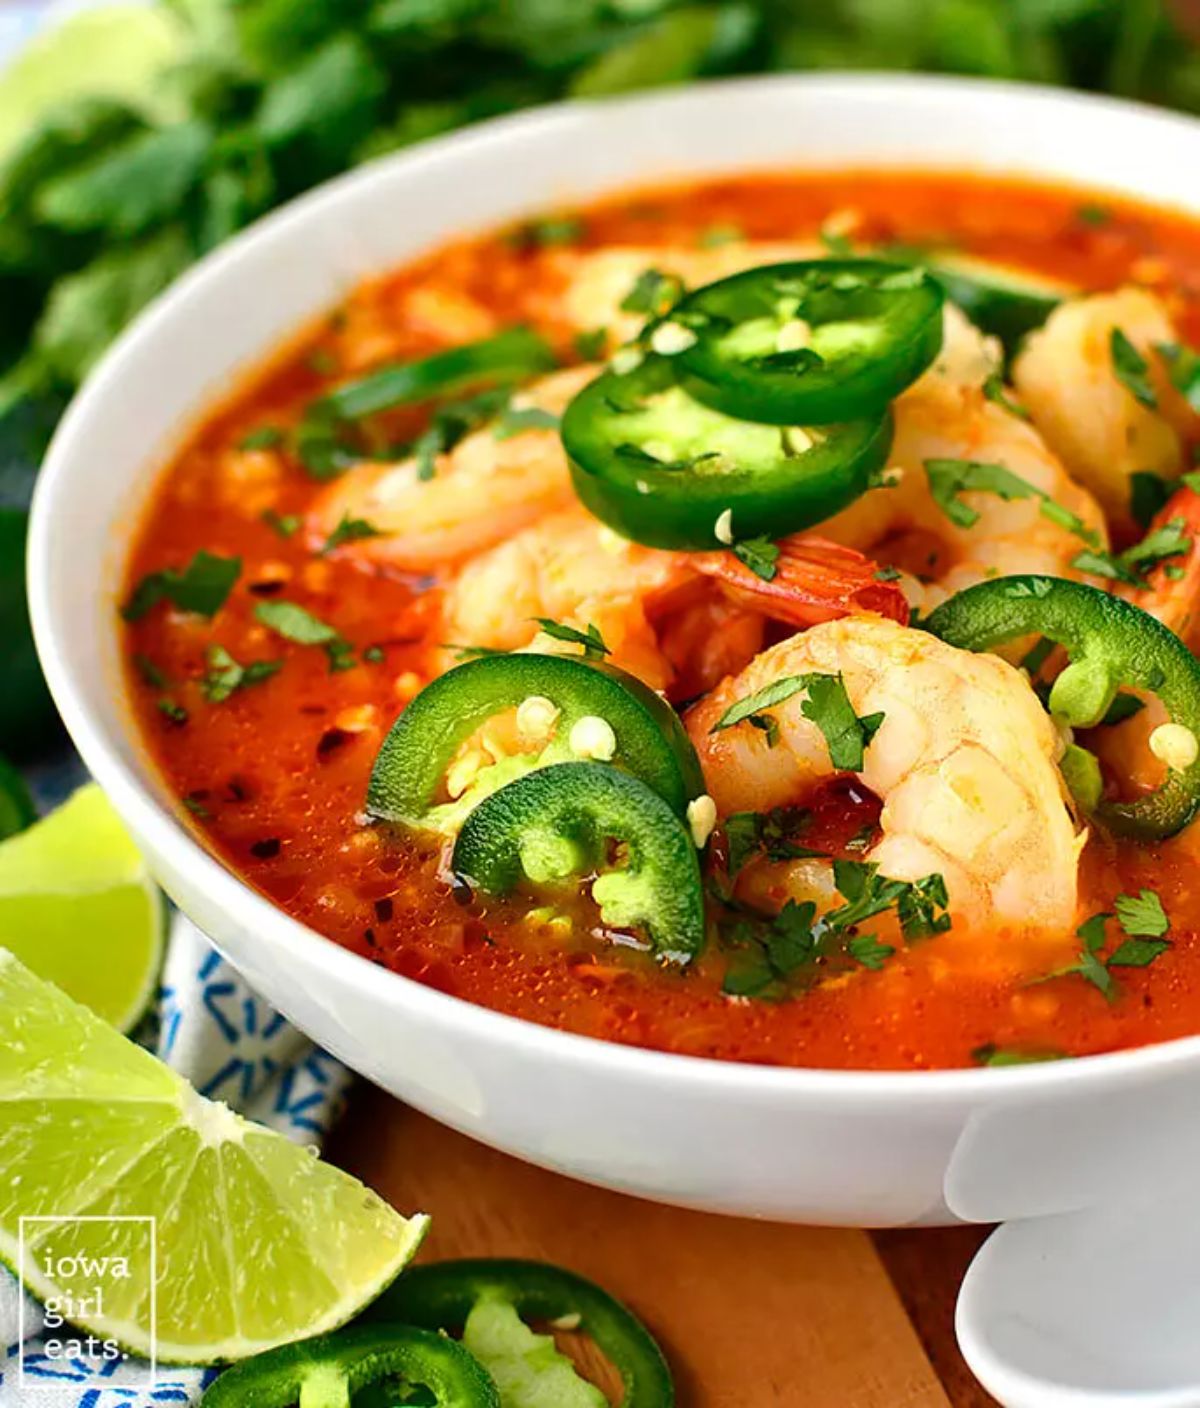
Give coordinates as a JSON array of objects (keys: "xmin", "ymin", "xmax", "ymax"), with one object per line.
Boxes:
[{"xmin": 29, "ymin": 69, "xmax": 1200, "ymax": 1101}]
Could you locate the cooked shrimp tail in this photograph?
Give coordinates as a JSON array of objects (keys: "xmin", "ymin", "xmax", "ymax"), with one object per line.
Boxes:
[{"xmin": 693, "ymin": 535, "xmax": 910, "ymax": 627}]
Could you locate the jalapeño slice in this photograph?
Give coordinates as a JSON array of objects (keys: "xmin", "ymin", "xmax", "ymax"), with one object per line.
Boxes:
[
  {"xmin": 366, "ymin": 653, "xmax": 705, "ymax": 831},
  {"xmin": 451, "ymin": 762, "xmax": 706, "ymax": 963},
  {"xmin": 664, "ymin": 259, "xmax": 944, "ymax": 425},
  {"xmin": 561, "ymin": 354, "xmax": 892, "ymax": 551}
]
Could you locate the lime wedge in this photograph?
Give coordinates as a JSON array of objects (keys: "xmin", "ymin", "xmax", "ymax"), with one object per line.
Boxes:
[
  {"xmin": 0, "ymin": 783, "xmax": 163, "ymax": 1032},
  {"xmin": 0, "ymin": 950, "xmax": 429, "ymax": 1362},
  {"xmin": 0, "ymin": 4, "xmax": 187, "ymax": 162}
]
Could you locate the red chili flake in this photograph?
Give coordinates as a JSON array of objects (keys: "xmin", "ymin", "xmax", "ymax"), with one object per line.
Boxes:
[
  {"xmin": 373, "ymin": 897, "xmax": 394, "ymax": 922},
  {"xmin": 250, "ymin": 837, "xmax": 281, "ymax": 859}
]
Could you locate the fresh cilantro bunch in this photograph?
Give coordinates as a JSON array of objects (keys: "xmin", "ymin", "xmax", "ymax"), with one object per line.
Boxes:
[{"xmin": 1, "ymin": 0, "xmax": 1199, "ymax": 435}]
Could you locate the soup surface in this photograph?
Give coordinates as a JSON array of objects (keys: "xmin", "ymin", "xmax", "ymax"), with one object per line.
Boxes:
[{"xmin": 123, "ymin": 169, "xmax": 1200, "ymax": 1070}]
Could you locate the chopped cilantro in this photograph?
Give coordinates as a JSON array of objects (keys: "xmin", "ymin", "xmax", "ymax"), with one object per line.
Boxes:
[
  {"xmin": 982, "ymin": 374, "xmax": 1030, "ymax": 420},
  {"xmin": 321, "ymin": 513, "xmax": 381, "ymax": 554},
  {"xmin": 238, "ymin": 425, "xmax": 285, "ymax": 451},
  {"xmin": 493, "ymin": 404, "xmax": 560, "ymax": 440},
  {"xmin": 972, "ymin": 1044, "xmax": 1067, "ymax": 1066},
  {"xmin": 1036, "ymin": 894, "xmax": 1171, "ymax": 994},
  {"xmin": 412, "ymin": 384, "xmax": 512, "ymax": 481},
  {"xmin": 819, "ymin": 228, "xmax": 854, "ymax": 257},
  {"xmin": 507, "ymin": 215, "xmax": 584, "ymax": 248},
  {"xmin": 261, "ymin": 508, "xmax": 301, "ymax": 538},
  {"xmin": 123, "ymin": 551, "xmax": 241, "ymax": 622},
  {"xmin": 573, "ymin": 328, "xmax": 608, "ymax": 360},
  {"xmin": 306, "ymin": 348, "xmax": 338, "ymax": 376},
  {"xmin": 732, "ymin": 535, "xmax": 780, "ymax": 581},
  {"xmin": 254, "ymin": 599, "xmax": 355, "ymax": 672},
  {"xmin": 1114, "ymin": 888, "xmax": 1169, "ymax": 937},
  {"xmin": 533, "ymin": 618, "xmax": 610, "ymax": 659},
  {"xmin": 620, "ymin": 268, "xmax": 685, "ymax": 318},
  {"xmin": 133, "ymin": 653, "xmax": 168, "ymax": 689},
  {"xmin": 1076, "ymin": 203, "xmax": 1111, "ymax": 227},
  {"xmin": 747, "ymin": 713, "xmax": 780, "ymax": 747},
  {"xmin": 1130, "ymin": 470, "xmax": 1172, "ymax": 529},
  {"xmin": 874, "ymin": 565, "xmax": 901, "ymax": 582},
  {"xmin": 200, "ymin": 644, "xmax": 282, "ymax": 703},
  {"xmin": 156, "ymin": 697, "xmax": 188, "ymax": 726},
  {"xmin": 363, "ymin": 645, "xmax": 385, "ymax": 663},
  {"xmin": 1110, "ymin": 327, "xmax": 1157, "ymax": 409},
  {"xmin": 723, "ymin": 807, "xmax": 820, "ymax": 876},
  {"xmin": 1156, "ymin": 341, "xmax": 1200, "ymax": 414},
  {"xmin": 712, "ymin": 671, "xmax": 883, "ymax": 772},
  {"xmin": 698, "ymin": 223, "xmax": 743, "ymax": 248},
  {"xmin": 847, "ymin": 934, "xmax": 895, "ymax": 971}
]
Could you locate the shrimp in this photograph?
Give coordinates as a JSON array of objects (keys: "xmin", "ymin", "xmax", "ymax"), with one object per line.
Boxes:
[
  {"xmin": 821, "ymin": 306, "xmax": 1108, "ymax": 612},
  {"xmin": 1013, "ymin": 287, "xmax": 1197, "ymax": 534},
  {"xmin": 540, "ymin": 242, "xmax": 823, "ymax": 347},
  {"xmin": 442, "ymin": 508, "xmax": 908, "ymax": 696},
  {"xmin": 688, "ymin": 616, "xmax": 1085, "ymax": 933},
  {"xmin": 307, "ymin": 366, "xmax": 594, "ymax": 571}
]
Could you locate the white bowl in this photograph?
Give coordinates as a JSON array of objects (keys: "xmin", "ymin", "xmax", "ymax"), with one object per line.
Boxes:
[{"xmin": 29, "ymin": 74, "xmax": 1200, "ymax": 1227}]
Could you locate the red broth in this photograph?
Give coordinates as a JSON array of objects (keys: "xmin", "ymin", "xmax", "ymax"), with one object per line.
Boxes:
[{"xmin": 122, "ymin": 170, "xmax": 1200, "ymax": 1070}]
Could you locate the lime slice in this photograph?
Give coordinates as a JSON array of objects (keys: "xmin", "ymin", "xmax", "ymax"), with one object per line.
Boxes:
[
  {"xmin": 0, "ymin": 4, "xmax": 187, "ymax": 162},
  {"xmin": 0, "ymin": 783, "xmax": 163, "ymax": 1032},
  {"xmin": 0, "ymin": 950, "xmax": 430, "ymax": 1362}
]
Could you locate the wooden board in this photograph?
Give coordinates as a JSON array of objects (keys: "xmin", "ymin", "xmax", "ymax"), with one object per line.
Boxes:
[{"xmin": 329, "ymin": 1086, "xmax": 988, "ymax": 1407}]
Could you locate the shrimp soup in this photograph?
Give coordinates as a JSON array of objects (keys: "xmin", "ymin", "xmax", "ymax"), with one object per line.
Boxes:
[{"xmin": 122, "ymin": 170, "xmax": 1200, "ymax": 1071}]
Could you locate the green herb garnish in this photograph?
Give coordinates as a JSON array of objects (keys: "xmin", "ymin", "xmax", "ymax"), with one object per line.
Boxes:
[
  {"xmin": 732, "ymin": 535, "xmax": 780, "ymax": 581},
  {"xmin": 254, "ymin": 599, "xmax": 355, "ymax": 672},
  {"xmin": 532, "ymin": 618, "xmax": 610, "ymax": 659},
  {"xmin": 1110, "ymin": 327, "xmax": 1157, "ymax": 409},
  {"xmin": 123, "ymin": 551, "xmax": 241, "ymax": 622},
  {"xmin": 320, "ymin": 513, "xmax": 381, "ymax": 554}
]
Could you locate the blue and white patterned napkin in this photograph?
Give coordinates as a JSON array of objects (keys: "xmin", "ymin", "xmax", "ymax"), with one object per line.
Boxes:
[{"xmin": 0, "ymin": 914, "xmax": 354, "ymax": 1407}]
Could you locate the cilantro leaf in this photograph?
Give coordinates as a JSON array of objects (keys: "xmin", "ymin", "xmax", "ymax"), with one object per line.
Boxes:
[
  {"xmin": 925, "ymin": 457, "xmax": 1040, "ymax": 529},
  {"xmin": 1107, "ymin": 937, "xmax": 1170, "ymax": 968},
  {"xmin": 982, "ymin": 374, "xmax": 1030, "ymax": 420},
  {"xmin": 1114, "ymin": 888, "xmax": 1169, "ymax": 938},
  {"xmin": 573, "ymin": 328, "xmax": 608, "ymax": 360},
  {"xmin": 493, "ymin": 404, "xmax": 560, "ymax": 440},
  {"xmin": 123, "ymin": 550, "xmax": 241, "ymax": 622},
  {"xmin": 261, "ymin": 508, "xmax": 301, "ymax": 538},
  {"xmin": 254, "ymin": 599, "xmax": 355, "ymax": 672},
  {"xmin": 712, "ymin": 676, "xmax": 810, "ymax": 732},
  {"xmin": 713, "ymin": 671, "xmax": 883, "ymax": 772},
  {"xmin": 848, "ymin": 934, "xmax": 895, "ymax": 971},
  {"xmin": 1110, "ymin": 327, "xmax": 1157, "ymax": 409},
  {"xmin": 240, "ymin": 426, "xmax": 286, "ymax": 452},
  {"xmin": 723, "ymin": 807, "xmax": 820, "ymax": 876},
  {"xmin": 972, "ymin": 1044, "xmax": 1067, "ymax": 1066},
  {"xmin": 321, "ymin": 513, "xmax": 381, "ymax": 554},
  {"xmin": 36, "ymin": 121, "xmax": 213, "ymax": 238},
  {"xmin": 254, "ymin": 599, "xmax": 337, "ymax": 644},
  {"xmin": 201, "ymin": 644, "xmax": 282, "ymax": 703},
  {"xmin": 533, "ymin": 618, "xmax": 610, "ymax": 659},
  {"xmin": 732, "ymin": 535, "xmax": 780, "ymax": 581},
  {"xmin": 1156, "ymin": 341, "xmax": 1200, "ymax": 414},
  {"xmin": 800, "ymin": 673, "xmax": 881, "ymax": 772},
  {"xmin": 1130, "ymin": 470, "xmax": 1172, "ymax": 529},
  {"xmin": 620, "ymin": 268, "xmax": 685, "ymax": 318}
]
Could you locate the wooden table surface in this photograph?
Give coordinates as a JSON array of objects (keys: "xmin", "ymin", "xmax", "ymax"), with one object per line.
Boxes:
[{"xmin": 329, "ymin": 1087, "xmax": 998, "ymax": 1407}]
